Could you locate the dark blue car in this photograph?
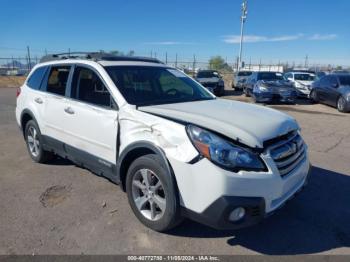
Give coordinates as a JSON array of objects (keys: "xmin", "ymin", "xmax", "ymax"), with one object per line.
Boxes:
[{"xmin": 244, "ymin": 71, "xmax": 297, "ymax": 103}]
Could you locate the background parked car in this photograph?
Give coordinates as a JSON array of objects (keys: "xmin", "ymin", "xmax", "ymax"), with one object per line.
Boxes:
[
  {"xmin": 232, "ymin": 70, "xmax": 252, "ymax": 90},
  {"xmin": 310, "ymin": 73, "xmax": 350, "ymax": 112},
  {"xmin": 285, "ymin": 71, "xmax": 315, "ymax": 98},
  {"xmin": 244, "ymin": 71, "xmax": 297, "ymax": 103},
  {"xmin": 195, "ymin": 70, "xmax": 225, "ymax": 96}
]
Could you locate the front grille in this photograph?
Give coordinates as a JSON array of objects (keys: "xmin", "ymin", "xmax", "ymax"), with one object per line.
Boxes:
[
  {"xmin": 269, "ymin": 133, "xmax": 306, "ymax": 177},
  {"xmin": 250, "ymin": 206, "xmax": 261, "ymax": 217}
]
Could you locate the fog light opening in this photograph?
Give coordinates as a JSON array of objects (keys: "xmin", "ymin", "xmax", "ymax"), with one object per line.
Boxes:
[{"xmin": 229, "ymin": 207, "xmax": 246, "ymax": 222}]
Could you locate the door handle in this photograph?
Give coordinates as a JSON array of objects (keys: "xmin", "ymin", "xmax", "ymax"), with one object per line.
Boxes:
[
  {"xmin": 34, "ymin": 97, "xmax": 43, "ymax": 104},
  {"xmin": 64, "ymin": 107, "xmax": 75, "ymax": 114}
]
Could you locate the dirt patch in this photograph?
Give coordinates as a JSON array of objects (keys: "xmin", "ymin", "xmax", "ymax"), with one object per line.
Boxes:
[
  {"xmin": 39, "ymin": 185, "xmax": 71, "ymax": 207},
  {"xmin": 0, "ymin": 76, "xmax": 26, "ymax": 88}
]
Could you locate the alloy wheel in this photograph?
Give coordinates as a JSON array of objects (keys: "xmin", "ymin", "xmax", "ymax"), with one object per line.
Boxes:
[
  {"xmin": 338, "ymin": 97, "xmax": 346, "ymax": 112},
  {"xmin": 27, "ymin": 126, "xmax": 40, "ymax": 157},
  {"xmin": 131, "ymin": 168, "xmax": 166, "ymax": 221}
]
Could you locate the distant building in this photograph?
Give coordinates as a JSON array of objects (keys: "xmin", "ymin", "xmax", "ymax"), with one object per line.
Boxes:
[{"xmin": 0, "ymin": 66, "xmax": 20, "ymax": 76}]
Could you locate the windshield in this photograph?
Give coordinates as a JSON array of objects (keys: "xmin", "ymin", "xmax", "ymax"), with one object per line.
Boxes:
[
  {"xmin": 339, "ymin": 75, "xmax": 350, "ymax": 86},
  {"xmin": 238, "ymin": 71, "xmax": 252, "ymax": 76},
  {"xmin": 196, "ymin": 71, "xmax": 219, "ymax": 78},
  {"xmin": 105, "ymin": 66, "xmax": 214, "ymax": 106},
  {"xmin": 294, "ymin": 73, "xmax": 315, "ymax": 81},
  {"xmin": 257, "ymin": 72, "xmax": 284, "ymax": 81}
]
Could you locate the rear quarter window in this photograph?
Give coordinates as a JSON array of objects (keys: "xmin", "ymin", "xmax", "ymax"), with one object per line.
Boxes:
[{"xmin": 26, "ymin": 66, "xmax": 48, "ymax": 90}]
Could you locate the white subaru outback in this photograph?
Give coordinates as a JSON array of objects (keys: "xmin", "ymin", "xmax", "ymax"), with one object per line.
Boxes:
[{"xmin": 16, "ymin": 53, "xmax": 310, "ymax": 232}]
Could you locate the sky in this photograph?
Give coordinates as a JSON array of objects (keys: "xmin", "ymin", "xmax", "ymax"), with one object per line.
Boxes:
[{"xmin": 1, "ymin": 0, "xmax": 350, "ymax": 66}]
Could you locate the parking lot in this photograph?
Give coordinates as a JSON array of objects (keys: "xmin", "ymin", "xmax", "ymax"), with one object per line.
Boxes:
[{"xmin": 0, "ymin": 86, "xmax": 349, "ymax": 255}]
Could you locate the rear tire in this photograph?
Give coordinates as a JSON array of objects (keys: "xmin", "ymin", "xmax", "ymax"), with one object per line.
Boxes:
[
  {"xmin": 126, "ymin": 154, "xmax": 182, "ymax": 232},
  {"xmin": 25, "ymin": 120, "xmax": 53, "ymax": 163},
  {"xmin": 337, "ymin": 96, "xmax": 348, "ymax": 113}
]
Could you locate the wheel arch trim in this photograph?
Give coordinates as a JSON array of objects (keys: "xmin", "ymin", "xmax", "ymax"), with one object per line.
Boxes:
[
  {"xmin": 20, "ymin": 109, "xmax": 38, "ymax": 136},
  {"xmin": 116, "ymin": 141, "xmax": 174, "ymax": 191}
]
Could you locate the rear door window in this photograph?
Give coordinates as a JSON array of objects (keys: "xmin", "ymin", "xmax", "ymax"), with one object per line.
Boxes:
[
  {"xmin": 339, "ymin": 76, "xmax": 350, "ymax": 86},
  {"xmin": 27, "ymin": 66, "xmax": 48, "ymax": 90},
  {"xmin": 46, "ymin": 66, "xmax": 71, "ymax": 96}
]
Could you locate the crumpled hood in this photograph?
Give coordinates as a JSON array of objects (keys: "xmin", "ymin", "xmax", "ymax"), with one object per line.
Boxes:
[{"xmin": 139, "ymin": 99, "xmax": 299, "ymax": 149}]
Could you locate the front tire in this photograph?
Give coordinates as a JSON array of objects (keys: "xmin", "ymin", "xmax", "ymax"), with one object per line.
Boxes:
[
  {"xmin": 126, "ymin": 154, "xmax": 181, "ymax": 232},
  {"xmin": 310, "ymin": 90, "xmax": 319, "ymax": 103},
  {"xmin": 25, "ymin": 120, "xmax": 53, "ymax": 163}
]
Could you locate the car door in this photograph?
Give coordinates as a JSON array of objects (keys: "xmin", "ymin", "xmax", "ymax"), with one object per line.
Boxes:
[
  {"xmin": 24, "ymin": 66, "xmax": 49, "ymax": 130},
  {"xmin": 63, "ymin": 65, "xmax": 119, "ymax": 169},
  {"xmin": 326, "ymin": 76, "xmax": 341, "ymax": 106},
  {"xmin": 318, "ymin": 76, "xmax": 330, "ymax": 102},
  {"xmin": 41, "ymin": 65, "xmax": 73, "ymax": 147}
]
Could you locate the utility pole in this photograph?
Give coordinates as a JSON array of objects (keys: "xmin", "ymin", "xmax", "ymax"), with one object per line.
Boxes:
[
  {"xmin": 238, "ymin": 0, "xmax": 248, "ymax": 71},
  {"xmin": 259, "ymin": 58, "xmax": 262, "ymax": 71},
  {"xmin": 27, "ymin": 46, "xmax": 32, "ymax": 71},
  {"xmin": 304, "ymin": 55, "xmax": 309, "ymax": 68},
  {"xmin": 165, "ymin": 52, "xmax": 168, "ymax": 64},
  {"xmin": 192, "ymin": 54, "xmax": 196, "ymax": 77},
  {"xmin": 175, "ymin": 53, "xmax": 178, "ymax": 68}
]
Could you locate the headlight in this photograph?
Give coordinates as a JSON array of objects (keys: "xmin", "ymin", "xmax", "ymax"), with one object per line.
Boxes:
[
  {"xmin": 187, "ymin": 125, "xmax": 266, "ymax": 172},
  {"xmin": 254, "ymin": 84, "xmax": 269, "ymax": 92},
  {"xmin": 294, "ymin": 82, "xmax": 301, "ymax": 88}
]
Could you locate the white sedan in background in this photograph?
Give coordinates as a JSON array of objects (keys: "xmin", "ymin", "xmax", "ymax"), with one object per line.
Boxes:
[{"xmin": 285, "ymin": 72, "xmax": 316, "ymax": 97}]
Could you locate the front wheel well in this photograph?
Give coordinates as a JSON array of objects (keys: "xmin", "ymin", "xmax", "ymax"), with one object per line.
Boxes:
[{"xmin": 119, "ymin": 147, "xmax": 156, "ymax": 191}]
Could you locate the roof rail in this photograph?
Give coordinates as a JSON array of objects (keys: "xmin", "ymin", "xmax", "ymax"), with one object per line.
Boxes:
[{"xmin": 40, "ymin": 52, "xmax": 163, "ymax": 64}]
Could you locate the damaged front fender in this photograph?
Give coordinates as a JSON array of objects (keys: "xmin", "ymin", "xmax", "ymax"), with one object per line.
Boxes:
[{"xmin": 118, "ymin": 105, "xmax": 198, "ymax": 164}]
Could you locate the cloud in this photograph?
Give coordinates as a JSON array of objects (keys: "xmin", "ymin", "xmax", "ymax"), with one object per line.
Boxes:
[
  {"xmin": 308, "ymin": 34, "xmax": 338, "ymax": 40},
  {"xmin": 143, "ymin": 41, "xmax": 195, "ymax": 45},
  {"xmin": 223, "ymin": 34, "xmax": 303, "ymax": 44}
]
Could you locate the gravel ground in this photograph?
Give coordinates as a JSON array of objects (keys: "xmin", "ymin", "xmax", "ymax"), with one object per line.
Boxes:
[{"xmin": 0, "ymin": 87, "xmax": 349, "ymax": 255}]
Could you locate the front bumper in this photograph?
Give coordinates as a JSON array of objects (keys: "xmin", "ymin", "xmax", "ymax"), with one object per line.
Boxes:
[
  {"xmin": 296, "ymin": 88, "xmax": 311, "ymax": 97},
  {"xmin": 182, "ymin": 196, "xmax": 266, "ymax": 230},
  {"xmin": 181, "ymin": 166, "xmax": 310, "ymax": 230},
  {"xmin": 201, "ymin": 83, "xmax": 225, "ymax": 96},
  {"xmin": 169, "ymin": 150, "xmax": 310, "ymax": 230},
  {"xmin": 253, "ymin": 91, "xmax": 297, "ymax": 103}
]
